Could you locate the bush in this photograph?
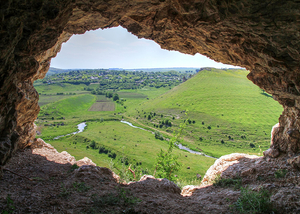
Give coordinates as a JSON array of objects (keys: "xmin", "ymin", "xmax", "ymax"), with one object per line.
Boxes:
[
  {"xmin": 274, "ymin": 169, "xmax": 287, "ymax": 178},
  {"xmin": 99, "ymin": 146, "xmax": 109, "ymax": 154},
  {"xmin": 154, "ymin": 131, "xmax": 164, "ymax": 140},
  {"xmin": 108, "ymin": 152, "xmax": 117, "ymax": 159},
  {"xmin": 90, "ymin": 140, "xmax": 96, "ymax": 149},
  {"xmin": 213, "ymin": 175, "xmax": 242, "ymax": 190}
]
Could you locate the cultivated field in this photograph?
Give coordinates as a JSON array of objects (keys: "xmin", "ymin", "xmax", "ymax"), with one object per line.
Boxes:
[
  {"xmin": 88, "ymin": 102, "xmax": 115, "ymax": 111},
  {"xmin": 118, "ymin": 92, "xmax": 148, "ymax": 99}
]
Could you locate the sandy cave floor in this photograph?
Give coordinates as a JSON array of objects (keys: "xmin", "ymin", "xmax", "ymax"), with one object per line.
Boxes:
[{"xmin": 0, "ymin": 140, "xmax": 300, "ymax": 214}]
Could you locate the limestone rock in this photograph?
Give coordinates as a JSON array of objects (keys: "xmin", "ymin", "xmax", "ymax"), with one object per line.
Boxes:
[
  {"xmin": 287, "ymin": 155, "xmax": 300, "ymax": 169},
  {"xmin": 181, "ymin": 185, "xmax": 200, "ymax": 196},
  {"xmin": 73, "ymin": 165, "xmax": 119, "ymax": 183},
  {"xmin": 1, "ymin": 0, "xmax": 300, "ymax": 171},
  {"xmin": 263, "ymin": 148, "xmax": 280, "ymax": 158},
  {"xmin": 201, "ymin": 153, "xmax": 259, "ymax": 185},
  {"xmin": 271, "ymin": 187, "xmax": 300, "ymax": 213},
  {"xmin": 32, "ymin": 139, "xmax": 76, "ymax": 165},
  {"xmin": 133, "ymin": 175, "xmax": 181, "ymax": 195},
  {"xmin": 76, "ymin": 157, "xmax": 96, "ymax": 167}
]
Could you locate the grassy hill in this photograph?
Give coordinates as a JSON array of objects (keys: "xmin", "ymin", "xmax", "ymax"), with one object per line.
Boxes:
[{"xmin": 126, "ymin": 68, "xmax": 283, "ymax": 157}]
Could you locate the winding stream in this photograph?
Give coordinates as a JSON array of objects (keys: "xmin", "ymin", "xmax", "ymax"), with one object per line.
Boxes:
[
  {"xmin": 53, "ymin": 120, "xmax": 216, "ymax": 159},
  {"xmin": 53, "ymin": 122, "xmax": 87, "ymax": 140},
  {"xmin": 121, "ymin": 120, "xmax": 216, "ymax": 159},
  {"xmin": 120, "ymin": 120, "xmax": 147, "ymax": 131}
]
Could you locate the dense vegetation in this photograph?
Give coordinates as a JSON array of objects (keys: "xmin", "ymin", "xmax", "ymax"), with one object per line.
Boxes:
[
  {"xmin": 37, "ymin": 68, "xmax": 191, "ymax": 92},
  {"xmin": 34, "ymin": 67, "xmax": 282, "ymax": 184}
]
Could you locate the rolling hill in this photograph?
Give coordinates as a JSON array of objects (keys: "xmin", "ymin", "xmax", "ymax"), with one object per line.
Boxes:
[{"xmin": 127, "ymin": 68, "xmax": 283, "ymax": 157}]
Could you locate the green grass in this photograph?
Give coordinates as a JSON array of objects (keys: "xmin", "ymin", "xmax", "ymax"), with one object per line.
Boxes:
[
  {"xmin": 126, "ymin": 69, "xmax": 283, "ymax": 157},
  {"xmin": 49, "ymin": 121, "xmax": 215, "ymax": 181},
  {"xmin": 233, "ymin": 188, "xmax": 275, "ymax": 214}
]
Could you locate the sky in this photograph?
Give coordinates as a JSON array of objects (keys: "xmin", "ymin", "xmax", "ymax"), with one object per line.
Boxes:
[{"xmin": 50, "ymin": 26, "xmax": 239, "ymax": 69}]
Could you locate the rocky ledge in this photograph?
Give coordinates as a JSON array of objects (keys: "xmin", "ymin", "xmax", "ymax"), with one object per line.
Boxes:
[{"xmin": 0, "ymin": 140, "xmax": 299, "ymax": 213}]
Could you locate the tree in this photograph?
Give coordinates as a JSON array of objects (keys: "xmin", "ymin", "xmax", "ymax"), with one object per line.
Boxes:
[
  {"xmin": 106, "ymin": 91, "xmax": 113, "ymax": 98},
  {"xmin": 154, "ymin": 131, "xmax": 164, "ymax": 140},
  {"xmin": 113, "ymin": 93, "xmax": 119, "ymax": 101},
  {"xmin": 90, "ymin": 140, "xmax": 96, "ymax": 149}
]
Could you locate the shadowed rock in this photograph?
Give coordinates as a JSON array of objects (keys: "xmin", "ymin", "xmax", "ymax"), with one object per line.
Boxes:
[{"xmin": 1, "ymin": 0, "xmax": 300, "ymax": 169}]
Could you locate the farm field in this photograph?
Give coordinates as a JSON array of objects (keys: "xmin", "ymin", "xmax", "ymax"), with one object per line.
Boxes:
[{"xmin": 88, "ymin": 102, "xmax": 115, "ymax": 111}]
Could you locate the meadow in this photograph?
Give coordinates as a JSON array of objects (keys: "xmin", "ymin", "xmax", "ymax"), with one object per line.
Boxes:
[{"xmin": 49, "ymin": 121, "xmax": 214, "ymax": 183}]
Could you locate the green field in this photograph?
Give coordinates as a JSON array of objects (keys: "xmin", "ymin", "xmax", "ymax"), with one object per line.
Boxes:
[
  {"xmin": 49, "ymin": 121, "xmax": 214, "ymax": 183},
  {"xmin": 34, "ymin": 68, "xmax": 283, "ymax": 184},
  {"xmin": 125, "ymin": 69, "xmax": 283, "ymax": 157}
]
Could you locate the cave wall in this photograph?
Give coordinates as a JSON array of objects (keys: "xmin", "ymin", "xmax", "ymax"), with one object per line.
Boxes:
[{"xmin": 1, "ymin": 0, "xmax": 300, "ymax": 170}]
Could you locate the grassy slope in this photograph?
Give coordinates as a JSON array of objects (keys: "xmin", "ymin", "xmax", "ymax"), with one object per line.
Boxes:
[
  {"xmin": 126, "ymin": 69, "xmax": 283, "ymax": 157},
  {"xmin": 50, "ymin": 121, "xmax": 214, "ymax": 182}
]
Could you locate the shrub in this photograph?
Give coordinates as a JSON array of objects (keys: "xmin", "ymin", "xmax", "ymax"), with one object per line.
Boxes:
[
  {"xmin": 274, "ymin": 169, "xmax": 287, "ymax": 178},
  {"xmin": 73, "ymin": 182, "xmax": 90, "ymax": 192},
  {"xmin": 99, "ymin": 146, "xmax": 109, "ymax": 154},
  {"xmin": 2, "ymin": 194, "xmax": 15, "ymax": 214},
  {"xmin": 90, "ymin": 140, "xmax": 96, "ymax": 149},
  {"xmin": 108, "ymin": 152, "xmax": 117, "ymax": 159},
  {"xmin": 154, "ymin": 131, "xmax": 164, "ymax": 140},
  {"xmin": 154, "ymin": 116, "xmax": 188, "ymax": 181},
  {"xmin": 213, "ymin": 175, "xmax": 242, "ymax": 190},
  {"xmin": 69, "ymin": 164, "xmax": 79, "ymax": 172}
]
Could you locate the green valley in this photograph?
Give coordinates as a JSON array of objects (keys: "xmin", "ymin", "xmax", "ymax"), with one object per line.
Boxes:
[{"xmin": 34, "ymin": 67, "xmax": 283, "ymax": 185}]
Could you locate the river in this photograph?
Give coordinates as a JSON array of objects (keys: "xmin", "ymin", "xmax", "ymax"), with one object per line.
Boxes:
[
  {"xmin": 120, "ymin": 120, "xmax": 216, "ymax": 159},
  {"xmin": 53, "ymin": 122, "xmax": 86, "ymax": 140},
  {"xmin": 53, "ymin": 120, "xmax": 216, "ymax": 159}
]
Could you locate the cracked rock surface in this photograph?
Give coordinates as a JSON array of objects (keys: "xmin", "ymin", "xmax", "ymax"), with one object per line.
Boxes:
[{"xmin": 1, "ymin": 1, "xmax": 300, "ymax": 173}]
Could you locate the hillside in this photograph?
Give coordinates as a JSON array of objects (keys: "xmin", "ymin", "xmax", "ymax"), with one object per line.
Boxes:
[
  {"xmin": 126, "ymin": 68, "xmax": 283, "ymax": 157},
  {"xmin": 47, "ymin": 67, "xmax": 68, "ymax": 76}
]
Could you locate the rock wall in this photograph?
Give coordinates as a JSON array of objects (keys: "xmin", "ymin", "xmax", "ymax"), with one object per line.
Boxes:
[{"xmin": 1, "ymin": 0, "xmax": 300, "ymax": 169}]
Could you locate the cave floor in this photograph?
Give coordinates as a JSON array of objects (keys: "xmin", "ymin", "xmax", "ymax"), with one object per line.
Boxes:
[{"xmin": 0, "ymin": 140, "xmax": 299, "ymax": 214}]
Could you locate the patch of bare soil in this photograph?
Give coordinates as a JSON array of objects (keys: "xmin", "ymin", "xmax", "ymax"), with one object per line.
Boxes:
[{"xmin": 0, "ymin": 140, "xmax": 299, "ymax": 213}]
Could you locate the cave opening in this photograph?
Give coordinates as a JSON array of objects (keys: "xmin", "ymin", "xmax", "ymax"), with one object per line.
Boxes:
[
  {"xmin": 32, "ymin": 26, "xmax": 283, "ymax": 185},
  {"xmin": 1, "ymin": 1, "xmax": 300, "ymax": 212}
]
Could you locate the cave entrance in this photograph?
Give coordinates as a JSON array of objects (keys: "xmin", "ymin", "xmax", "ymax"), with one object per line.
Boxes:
[{"xmin": 33, "ymin": 26, "xmax": 282, "ymax": 184}]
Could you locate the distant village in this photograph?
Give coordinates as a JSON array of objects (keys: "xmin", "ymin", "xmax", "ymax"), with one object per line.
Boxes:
[{"xmin": 38, "ymin": 69, "xmax": 198, "ymax": 90}]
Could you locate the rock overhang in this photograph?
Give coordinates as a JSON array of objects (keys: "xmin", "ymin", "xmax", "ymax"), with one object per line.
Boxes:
[{"xmin": 1, "ymin": 0, "xmax": 300, "ymax": 169}]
